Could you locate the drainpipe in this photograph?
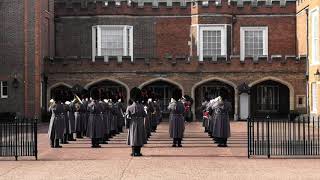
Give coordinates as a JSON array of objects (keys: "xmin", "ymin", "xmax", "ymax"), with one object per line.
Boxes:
[{"xmin": 306, "ymin": 8, "xmax": 309, "ymax": 115}]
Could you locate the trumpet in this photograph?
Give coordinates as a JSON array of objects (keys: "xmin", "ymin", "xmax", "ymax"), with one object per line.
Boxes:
[{"xmin": 72, "ymin": 94, "xmax": 83, "ymax": 104}]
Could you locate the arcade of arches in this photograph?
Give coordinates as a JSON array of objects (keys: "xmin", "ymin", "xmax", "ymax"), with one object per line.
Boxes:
[{"xmin": 49, "ymin": 78, "xmax": 296, "ymax": 120}]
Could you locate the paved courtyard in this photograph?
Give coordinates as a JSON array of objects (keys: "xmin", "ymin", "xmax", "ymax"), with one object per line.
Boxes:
[{"xmin": 1, "ymin": 121, "xmax": 320, "ymax": 180}]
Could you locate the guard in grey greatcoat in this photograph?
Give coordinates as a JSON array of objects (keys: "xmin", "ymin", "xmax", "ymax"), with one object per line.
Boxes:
[
  {"xmin": 74, "ymin": 100, "xmax": 85, "ymax": 138},
  {"xmin": 144, "ymin": 101, "xmax": 152, "ymax": 140},
  {"xmin": 81, "ymin": 97, "xmax": 89, "ymax": 136},
  {"xmin": 168, "ymin": 89, "xmax": 185, "ymax": 147},
  {"xmin": 154, "ymin": 99, "xmax": 161, "ymax": 125},
  {"xmin": 201, "ymin": 98, "xmax": 209, "ymax": 132},
  {"xmin": 86, "ymin": 89, "xmax": 105, "ymax": 148},
  {"xmin": 148, "ymin": 99, "xmax": 157, "ymax": 133},
  {"xmin": 125, "ymin": 87, "xmax": 147, "ymax": 157},
  {"xmin": 48, "ymin": 97, "xmax": 66, "ymax": 148},
  {"xmin": 68, "ymin": 101, "xmax": 77, "ymax": 141},
  {"xmin": 212, "ymin": 93, "xmax": 232, "ymax": 147},
  {"xmin": 115, "ymin": 99, "xmax": 126, "ymax": 133}
]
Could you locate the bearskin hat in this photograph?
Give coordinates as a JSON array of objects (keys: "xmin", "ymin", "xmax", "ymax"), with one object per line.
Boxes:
[
  {"xmin": 91, "ymin": 88, "xmax": 100, "ymax": 100},
  {"xmin": 130, "ymin": 87, "xmax": 142, "ymax": 102},
  {"xmin": 172, "ymin": 88, "xmax": 182, "ymax": 101}
]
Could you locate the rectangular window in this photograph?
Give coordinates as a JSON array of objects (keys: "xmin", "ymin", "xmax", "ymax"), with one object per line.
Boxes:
[
  {"xmin": 199, "ymin": 25, "xmax": 227, "ymax": 61},
  {"xmin": 312, "ymin": 82, "xmax": 318, "ymax": 113},
  {"xmin": 311, "ymin": 9, "xmax": 319, "ymax": 64},
  {"xmin": 240, "ymin": 27, "xmax": 268, "ymax": 61},
  {"xmin": 92, "ymin": 25, "xmax": 133, "ymax": 61},
  {"xmin": 257, "ymin": 85, "xmax": 279, "ymax": 112},
  {"xmin": 1, "ymin": 81, "xmax": 8, "ymax": 99}
]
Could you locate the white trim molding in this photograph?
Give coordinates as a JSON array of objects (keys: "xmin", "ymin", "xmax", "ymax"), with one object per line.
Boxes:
[
  {"xmin": 0, "ymin": 81, "xmax": 8, "ymax": 99},
  {"xmin": 310, "ymin": 7, "xmax": 320, "ymax": 65},
  {"xmin": 240, "ymin": 26, "xmax": 268, "ymax": 61},
  {"xmin": 92, "ymin": 25, "xmax": 134, "ymax": 62},
  {"xmin": 196, "ymin": 24, "xmax": 227, "ymax": 61}
]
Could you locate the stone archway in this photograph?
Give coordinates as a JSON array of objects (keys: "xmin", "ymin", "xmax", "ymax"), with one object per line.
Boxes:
[
  {"xmin": 84, "ymin": 78, "xmax": 130, "ymax": 103},
  {"xmin": 191, "ymin": 77, "xmax": 238, "ymax": 121}
]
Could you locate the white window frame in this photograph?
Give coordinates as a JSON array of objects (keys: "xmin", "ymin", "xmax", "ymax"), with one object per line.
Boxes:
[
  {"xmin": 92, "ymin": 25, "xmax": 133, "ymax": 62},
  {"xmin": 312, "ymin": 82, "xmax": 318, "ymax": 113},
  {"xmin": 198, "ymin": 25, "xmax": 227, "ymax": 61},
  {"xmin": 240, "ymin": 26, "xmax": 268, "ymax": 61},
  {"xmin": 1, "ymin": 81, "xmax": 8, "ymax": 99},
  {"xmin": 311, "ymin": 7, "xmax": 319, "ymax": 65}
]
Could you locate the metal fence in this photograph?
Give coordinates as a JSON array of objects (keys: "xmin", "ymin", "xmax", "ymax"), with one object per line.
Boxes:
[
  {"xmin": 248, "ymin": 115, "xmax": 320, "ymax": 158},
  {"xmin": 0, "ymin": 118, "xmax": 38, "ymax": 160}
]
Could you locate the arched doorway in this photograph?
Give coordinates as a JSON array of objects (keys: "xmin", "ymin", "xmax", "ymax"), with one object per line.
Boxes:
[
  {"xmin": 50, "ymin": 85, "xmax": 73, "ymax": 102},
  {"xmin": 140, "ymin": 80, "xmax": 182, "ymax": 117},
  {"xmin": 194, "ymin": 80, "xmax": 235, "ymax": 120},
  {"xmin": 250, "ymin": 80, "xmax": 290, "ymax": 118},
  {"xmin": 86, "ymin": 80, "xmax": 128, "ymax": 102}
]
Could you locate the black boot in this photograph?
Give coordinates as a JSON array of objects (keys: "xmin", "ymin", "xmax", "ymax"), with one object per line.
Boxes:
[
  {"xmin": 54, "ymin": 139, "xmax": 62, "ymax": 148},
  {"xmin": 76, "ymin": 132, "xmax": 83, "ymax": 139},
  {"xmin": 172, "ymin": 138, "xmax": 177, "ymax": 147},
  {"xmin": 50, "ymin": 139, "xmax": 55, "ymax": 148},
  {"xmin": 177, "ymin": 138, "xmax": 182, "ymax": 147},
  {"xmin": 68, "ymin": 133, "xmax": 76, "ymax": 141},
  {"xmin": 137, "ymin": 146, "xmax": 142, "ymax": 156},
  {"xmin": 131, "ymin": 147, "xmax": 135, "ymax": 156},
  {"xmin": 61, "ymin": 134, "xmax": 68, "ymax": 144}
]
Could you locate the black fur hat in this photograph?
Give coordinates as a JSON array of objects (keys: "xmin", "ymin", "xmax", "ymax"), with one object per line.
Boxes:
[
  {"xmin": 172, "ymin": 88, "xmax": 182, "ymax": 101},
  {"xmin": 91, "ymin": 88, "xmax": 100, "ymax": 100},
  {"xmin": 130, "ymin": 87, "xmax": 142, "ymax": 102}
]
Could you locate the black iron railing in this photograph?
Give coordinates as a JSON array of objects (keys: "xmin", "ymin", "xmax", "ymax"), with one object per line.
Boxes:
[
  {"xmin": 248, "ymin": 115, "xmax": 320, "ymax": 158},
  {"xmin": 0, "ymin": 118, "xmax": 38, "ymax": 160}
]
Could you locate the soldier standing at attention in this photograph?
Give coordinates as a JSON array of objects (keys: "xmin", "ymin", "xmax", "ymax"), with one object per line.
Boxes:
[
  {"xmin": 168, "ymin": 89, "xmax": 185, "ymax": 147},
  {"xmin": 48, "ymin": 96, "xmax": 66, "ymax": 148},
  {"xmin": 125, "ymin": 87, "xmax": 146, "ymax": 157},
  {"xmin": 87, "ymin": 89, "xmax": 105, "ymax": 148}
]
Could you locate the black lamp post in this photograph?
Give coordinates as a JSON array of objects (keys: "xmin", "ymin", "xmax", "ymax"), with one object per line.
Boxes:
[{"xmin": 12, "ymin": 74, "xmax": 19, "ymax": 89}]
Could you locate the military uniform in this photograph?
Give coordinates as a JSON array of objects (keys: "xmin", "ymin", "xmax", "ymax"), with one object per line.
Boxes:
[
  {"xmin": 48, "ymin": 102, "xmax": 66, "ymax": 148},
  {"xmin": 87, "ymin": 100, "xmax": 105, "ymax": 148},
  {"xmin": 212, "ymin": 100, "xmax": 232, "ymax": 147},
  {"xmin": 168, "ymin": 99, "xmax": 185, "ymax": 147}
]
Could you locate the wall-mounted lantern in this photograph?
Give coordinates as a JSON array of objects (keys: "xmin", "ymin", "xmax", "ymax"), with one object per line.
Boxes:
[{"xmin": 314, "ymin": 69, "xmax": 320, "ymax": 81}]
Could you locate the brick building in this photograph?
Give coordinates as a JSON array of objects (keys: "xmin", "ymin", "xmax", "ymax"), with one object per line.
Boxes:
[
  {"xmin": 0, "ymin": 0, "xmax": 54, "ymax": 118},
  {"xmin": 0, "ymin": 0, "xmax": 308, "ymax": 120},
  {"xmin": 296, "ymin": 0, "xmax": 320, "ymax": 116}
]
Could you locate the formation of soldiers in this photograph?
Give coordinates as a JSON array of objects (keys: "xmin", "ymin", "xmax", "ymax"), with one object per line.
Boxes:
[
  {"xmin": 47, "ymin": 87, "xmax": 162, "ymax": 153},
  {"xmin": 48, "ymin": 86, "xmax": 231, "ymax": 157},
  {"xmin": 201, "ymin": 92, "xmax": 232, "ymax": 147},
  {"xmin": 48, "ymin": 89, "xmax": 128, "ymax": 148}
]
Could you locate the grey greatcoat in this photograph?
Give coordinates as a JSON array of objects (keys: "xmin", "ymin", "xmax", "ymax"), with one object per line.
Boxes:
[
  {"xmin": 148, "ymin": 102, "xmax": 158, "ymax": 128},
  {"xmin": 212, "ymin": 101, "xmax": 232, "ymax": 139},
  {"xmin": 82, "ymin": 100, "xmax": 89, "ymax": 133},
  {"xmin": 75, "ymin": 103, "xmax": 86, "ymax": 133},
  {"xmin": 86, "ymin": 100, "xmax": 105, "ymax": 139},
  {"xmin": 115, "ymin": 102, "xmax": 125, "ymax": 130},
  {"xmin": 168, "ymin": 100, "xmax": 185, "ymax": 139},
  {"xmin": 104, "ymin": 102, "xmax": 112, "ymax": 135},
  {"xmin": 126, "ymin": 102, "xmax": 147, "ymax": 147},
  {"xmin": 68, "ymin": 103, "xmax": 76, "ymax": 133},
  {"xmin": 201, "ymin": 101, "xmax": 209, "ymax": 128},
  {"xmin": 144, "ymin": 105, "xmax": 152, "ymax": 137},
  {"xmin": 48, "ymin": 103, "xmax": 66, "ymax": 140}
]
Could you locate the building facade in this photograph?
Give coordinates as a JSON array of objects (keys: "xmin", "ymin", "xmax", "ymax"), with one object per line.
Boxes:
[
  {"xmin": 0, "ymin": 0, "xmax": 54, "ymax": 118},
  {"xmin": 0, "ymin": 0, "xmax": 308, "ymax": 120},
  {"xmin": 297, "ymin": 0, "xmax": 320, "ymax": 116},
  {"xmin": 44, "ymin": 0, "xmax": 306, "ymax": 121}
]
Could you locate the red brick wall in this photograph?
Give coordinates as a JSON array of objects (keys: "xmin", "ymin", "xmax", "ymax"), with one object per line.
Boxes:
[{"xmin": 155, "ymin": 17, "xmax": 191, "ymax": 58}]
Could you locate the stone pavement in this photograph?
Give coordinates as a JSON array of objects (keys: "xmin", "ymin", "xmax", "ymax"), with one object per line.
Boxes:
[{"xmin": 1, "ymin": 121, "xmax": 320, "ymax": 180}]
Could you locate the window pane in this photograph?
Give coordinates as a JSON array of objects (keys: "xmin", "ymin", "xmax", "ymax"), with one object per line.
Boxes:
[
  {"xmin": 100, "ymin": 27, "xmax": 124, "ymax": 56},
  {"xmin": 245, "ymin": 30, "xmax": 264, "ymax": 57},
  {"xmin": 202, "ymin": 29, "xmax": 222, "ymax": 56}
]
